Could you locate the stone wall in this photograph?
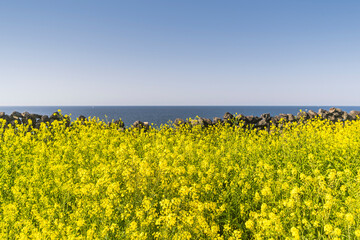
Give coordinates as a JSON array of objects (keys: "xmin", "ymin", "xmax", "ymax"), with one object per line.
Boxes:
[
  {"xmin": 171, "ymin": 107, "xmax": 360, "ymax": 131},
  {"xmin": 0, "ymin": 111, "xmax": 69, "ymax": 128},
  {"xmin": 1, "ymin": 107, "xmax": 359, "ymax": 130}
]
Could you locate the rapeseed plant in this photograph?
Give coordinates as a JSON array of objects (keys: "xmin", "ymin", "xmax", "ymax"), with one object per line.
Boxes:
[{"xmin": 0, "ymin": 116, "xmax": 360, "ymax": 238}]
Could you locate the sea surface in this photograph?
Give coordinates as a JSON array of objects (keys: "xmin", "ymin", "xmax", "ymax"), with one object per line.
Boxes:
[{"xmin": 0, "ymin": 106, "xmax": 359, "ymax": 127}]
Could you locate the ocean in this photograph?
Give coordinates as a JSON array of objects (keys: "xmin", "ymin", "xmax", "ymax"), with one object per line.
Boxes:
[{"xmin": 0, "ymin": 106, "xmax": 359, "ymax": 127}]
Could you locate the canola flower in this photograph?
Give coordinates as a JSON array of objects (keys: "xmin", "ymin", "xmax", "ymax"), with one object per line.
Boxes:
[{"xmin": 0, "ymin": 115, "xmax": 360, "ymax": 239}]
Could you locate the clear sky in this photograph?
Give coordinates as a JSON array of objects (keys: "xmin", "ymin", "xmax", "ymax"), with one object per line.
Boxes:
[{"xmin": 1, "ymin": 1, "xmax": 360, "ymax": 106}]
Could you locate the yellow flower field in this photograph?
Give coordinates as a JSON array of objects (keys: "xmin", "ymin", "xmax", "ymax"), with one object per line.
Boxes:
[{"xmin": 1, "ymin": 114, "xmax": 360, "ymax": 239}]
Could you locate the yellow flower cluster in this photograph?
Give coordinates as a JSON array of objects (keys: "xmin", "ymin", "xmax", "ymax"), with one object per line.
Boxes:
[{"xmin": 1, "ymin": 115, "xmax": 360, "ymax": 239}]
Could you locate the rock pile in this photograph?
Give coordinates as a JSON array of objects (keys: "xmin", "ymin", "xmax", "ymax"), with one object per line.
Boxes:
[
  {"xmin": 0, "ymin": 111, "xmax": 70, "ymax": 128},
  {"xmin": 172, "ymin": 107, "xmax": 360, "ymax": 130},
  {"xmin": 0, "ymin": 107, "xmax": 359, "ymax": 131}
]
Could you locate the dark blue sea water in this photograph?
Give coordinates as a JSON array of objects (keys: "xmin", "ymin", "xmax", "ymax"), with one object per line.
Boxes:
[{"xmin": 0, "ymin": 106, "xmax": 359, "ymax": 127}]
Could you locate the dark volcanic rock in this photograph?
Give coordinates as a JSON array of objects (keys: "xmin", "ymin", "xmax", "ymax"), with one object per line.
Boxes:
[
  {"xmin": 50, "ymin": 112, "xmax": 62, "ymax": 120},
  {"xmin": 2, "ymin": 115, "xmax": 10, "ymax": 122},
  {"xmin": 332, "ymin": 109, "xmax": 343, "ymax": 118},
  {"xmin": 30, "ymin": 113, "xmax": 42, "ymax": 119},
  {"xmin": 308, "ymin": 110, "xmax": 317, "ymax": 118},
  {"xmin": 114, "ymin": 119, "xmax": 125, "ymax": 128},
  {"xmin": 22, "ymin": 114, "xmax": 36, "ymax": 126},
  {"xmin": 318, "ymin": 109, "xmax": 329, "ymax": 118},
  {"xmin": 297, "ymin": 111, "xmax": 309, "ymax": 120},
  {"xmin": 349, "ymin": 110, "xmax": 360, "ymax": 119},
  {"xmin": 10, "ymin": 119, "xmax": 21, "ymax": 126},
  {"xmin": 191, "ymin": 118, "xmax": 211, "ymax": 127},
  {"xmin": 246, "ymin": 115, "xmax": 254, "ymax": 122},
  {"xmin": 190, "ymin": 119, "xmax": 200, "ymax": 126},
  {"xmin": 270, "ymin": 117, "xmax": 278, "ymax": 125},
  {"xmin": 132, "ymin": 120, "xmax": 145, "ymax": 129},
  {"xmin": 328, "ymin": 115, "xmax": 337, "ymax": 122},
  {"xmin": 257, "ymin": 118, "xmax": 268, "ymax": 127},
  {"xmin": 11, "ymin": 111, "xmax": 22, "ymax": 119},
  {"xmin": 261, "ymin": 113, "xmax": 271, "ymax": 121},
  {"xmin": 279, "ymin": 113, "xmax": 288, "ymax": 121},
  {"xmin": 21, "ymin": 112, "xmax": 31, "ymax": 118},
  {"xmin": 245, "ymin": 115, "xmax": 260, "ymax": 124},
  {"xmin": 235, "ymin": 114, "xmax": 246, "ymax": 124},
  {"xmin": 78, "ymin": 115, "xmax": 86, "ymax": 121},
  {"xmin": 35, "ymin": 122, "xmax": 41, "ymax": 129},
  {"xmin": 287, "ymin": 114, "xmax": 296, "ymax": 122},
  {"xmin": 328, "ymin": 108, "xmax": 344, "ymax": 121},
  {"xmin": 342, "ymin": 111, "xmax": 353, "ymax": 121},
  {"xmin": 223, "ymin": 112, "xmax": 234, "ymax": 122},
  {"xmin": 329, "ymin": 107, "xmax": 342, "ymax": 114},
  {"xmin": 202, "ymin": 118, "xmax": 212, "ymax": 127},
  {"xmin": 41, "ymin": 115, "xmax": 50, "ymax": 123},
  {"xmin": 213, "ymin": 117, "xmax": 223, "ymax": 124},
  {"xmin": 174, "ymin": 118, "xmax": 186, "ymax": 126}
]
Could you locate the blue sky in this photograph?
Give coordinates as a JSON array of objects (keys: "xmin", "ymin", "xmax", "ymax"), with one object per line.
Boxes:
[{"xmin": 1, "ymin": 1, "xmax": 360, "ymax": 106}]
